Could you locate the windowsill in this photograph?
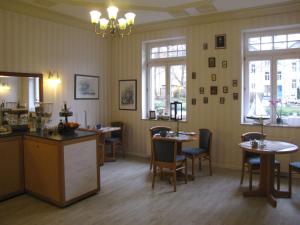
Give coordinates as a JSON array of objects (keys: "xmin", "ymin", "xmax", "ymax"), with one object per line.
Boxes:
[
  {"xmin": 141, "ymin": 118, "xmax": 188, "ymax": 123},
  {"xmin": 241, "ymin": 122, "xmax": 300, "ymax": 128}
]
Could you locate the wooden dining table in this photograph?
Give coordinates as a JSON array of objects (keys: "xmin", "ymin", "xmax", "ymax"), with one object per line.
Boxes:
[
  {"xmin": 152, "ymin": 132, "xmax": 198, "ymax": 154},
  {"xmin": 239, "ymin": 140, "xmax": 298, "ymax": 207},
  {"xmin": 79, "ymin": 127, "xmax": 121, "ymax": 165}
]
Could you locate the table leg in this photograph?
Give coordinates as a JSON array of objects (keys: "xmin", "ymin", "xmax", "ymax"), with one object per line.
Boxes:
[{"xmin": 243, "ymin": 153, "xmax": 278, "ymax": 207}]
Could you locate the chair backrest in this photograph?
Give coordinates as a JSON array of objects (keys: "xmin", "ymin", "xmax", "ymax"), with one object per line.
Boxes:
[
  {"xmin": 111, "ymin": 121, "xmax": 124, "ymax": 140},
  {"xmin": 198, "ymin": 129, "xmax": 212, "ymax": 152},
  {"xmin": 149, "ymin": 126, "xmax": 171, "ymax": 137},
  {"xmin": 241, "ymin": 132, "xmax": 266, "ymax": 158},
  {"xmin": 152, "ymin": 139, "xmax": 176, "ymax": 163}
]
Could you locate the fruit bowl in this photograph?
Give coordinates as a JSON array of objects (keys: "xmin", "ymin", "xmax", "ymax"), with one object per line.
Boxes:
[{"xmin": 65, "ymin": 122, "xmax": 80, "ymax": 130}]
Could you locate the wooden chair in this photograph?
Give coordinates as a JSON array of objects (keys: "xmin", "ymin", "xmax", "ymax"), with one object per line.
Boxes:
[
  {"xmin": 182, "ymin": 129, "xmax": 212, "ymax": 178},
  {"xmin": 240, "ymin": 132, "xmax": 280, "ymax": 190},
  {"xmin": 152, "ymin": 138, "xmax": 187, "ymax": 192},
  {"xmin": 288, "ymin": 162, "xmax": 300, "ymax": 197},
  {"xmin": 149, "ymin": 126, "xmax": 171, "ymax": 171},
  {"xmin": 105, "ymin": 121, "xmax": 125, "ymax": 160}
]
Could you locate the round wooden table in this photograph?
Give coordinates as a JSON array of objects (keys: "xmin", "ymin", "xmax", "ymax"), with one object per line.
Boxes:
[
  {"xmin": 239, "ymin": 140, "xmax": 298, "ymax": 207},
  {"xmin": 153, "ymin": 133, "xmax": 198, "ymax": 153}
]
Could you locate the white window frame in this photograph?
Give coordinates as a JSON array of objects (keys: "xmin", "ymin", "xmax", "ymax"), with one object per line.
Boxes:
[
  {"xmin": 242, "ymin": 27, "xmax": 300, "ymax": 125},
  {"xmin": 143, "ymin": 38, "xmax": 187, "ymax": 120}
]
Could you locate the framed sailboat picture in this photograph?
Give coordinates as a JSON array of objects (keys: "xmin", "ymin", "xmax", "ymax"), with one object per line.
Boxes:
[{"xmin": 74, "ymin": 74, "xmax": 99, "ymax": 100}]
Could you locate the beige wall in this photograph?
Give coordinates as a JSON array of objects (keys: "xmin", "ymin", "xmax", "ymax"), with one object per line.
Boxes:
[
  {"xmin": 111, "ymin": 10, "xmax": 300, "ymax": 171},
  {"xmin": 0, "ymin": 9, "xmax": 112, "ymax": 127}
]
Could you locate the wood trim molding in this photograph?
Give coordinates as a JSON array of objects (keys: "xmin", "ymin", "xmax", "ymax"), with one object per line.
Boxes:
[{"xmin": 0, "ymin": 0, "xmax": 299, "ymax": 34}]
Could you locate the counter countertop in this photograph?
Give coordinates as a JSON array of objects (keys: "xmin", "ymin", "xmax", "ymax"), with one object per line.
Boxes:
[{"xmin": 0, "ymin": 130, "xmax": 97, "ymax": 141}]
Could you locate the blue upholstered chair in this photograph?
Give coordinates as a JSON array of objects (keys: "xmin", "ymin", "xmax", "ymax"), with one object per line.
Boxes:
[
  {"xmin": 149, "ymin": 126, "xmax": 171, "ymax": 171},
  {"xmin": 182, "ymin": 129, "xmax": 212, "ymax": 178},
  {"xmin": 105, "ymin": 121, "xmax": 125, "ymax": 160},
  {"xmin": 152, "ymin": 138, "xmax": 187, "ymax": 192},
  {"xmin": 289, "ymin": 162, "xmax": 300, "ymax": 197},
  {"xmin": 240, "ymin": 132, "xmax": 280, "ymax": 190}
]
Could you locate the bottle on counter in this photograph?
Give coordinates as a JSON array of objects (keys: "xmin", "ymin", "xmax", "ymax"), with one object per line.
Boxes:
[{"xmin": 28, "ymin": 112, "xmax": 36, "ymax": 132}]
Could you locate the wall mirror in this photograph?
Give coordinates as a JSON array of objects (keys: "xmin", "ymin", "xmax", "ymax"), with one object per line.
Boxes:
[{"xmin": 0, "ymin": 71, "xmax": 43, "ymax": 112}]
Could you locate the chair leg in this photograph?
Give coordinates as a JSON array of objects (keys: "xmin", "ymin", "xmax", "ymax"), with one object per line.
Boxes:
[
  {"xmin": 208, "ymin": 156, "xmax": 212, "ymax": 176},
  {"xmin": 288, "ymin": 165, "xmax": 292, "ymax": 197},
  {"xmin": 249, "ymin": 166, "xmax": 253, "ymax": 191},
  {"xmin": 152, "ymin": 165, "xmax": 156, "ymax": 189},
  {"xmin": 191, "ymin": 156, "xmax": 195, "ymax": 179},
  {"xmin": 185, "ymin": 160, "xmax": 188, "ymax": 184},
  {"xmin": 198, "ymin": 158, "xmax": 202, "ymax": 171},
  {"xmin": 112, "ymin": 143, "xmax": 116, "ymax": 160},
  {"xmin": 240, "ymin": 163, "xmax": 245, "ymax": 185},
  {"xmin": 149, "ymin": 154, "xmax": 153, "ymax": 171},
  {"xmin": 173, "ymin": 169, "xmax": 177, "ymax": 192},
  {"xmin": 276, "ymin": 164, "xmax": 280, "ymax": 191}
]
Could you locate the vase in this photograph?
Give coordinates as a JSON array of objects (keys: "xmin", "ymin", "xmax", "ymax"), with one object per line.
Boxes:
[{"xmin": 276, "ymin": 117, "xmax": 282, "ymax": 124}]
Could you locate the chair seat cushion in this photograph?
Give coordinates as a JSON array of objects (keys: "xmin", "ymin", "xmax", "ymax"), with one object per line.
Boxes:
[
  {"xmin": 248, "ymin": 157, "xmax": 280, "ymax": 166},
  {"xmin": 182, "ymin": 147, "xmax": 207, "ymax": 155},
  {"xmin": 105, "ymin": 137, "xmax": 120, "ymax": 144},
  {"xmin": 176, "ymin": 155, "xmax": 186, "ymax": 162},
  {"xmin": 290, "ymin": 162, "xmax": 300, "ymax": 170}
]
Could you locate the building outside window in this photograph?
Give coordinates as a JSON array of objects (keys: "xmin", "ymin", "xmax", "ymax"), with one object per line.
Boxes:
[
  {"xmin": 142, "ymin": 39, "xmax": 187, "ymax": 119},
  {"xmin": 243, "ymin": 28, "xmax": 300, "ymax": 126}
]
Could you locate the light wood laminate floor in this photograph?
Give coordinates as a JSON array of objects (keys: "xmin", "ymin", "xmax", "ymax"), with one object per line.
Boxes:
[{"xmin": 1, "ymin": 157, "xmax": 300, "ymax": 225}]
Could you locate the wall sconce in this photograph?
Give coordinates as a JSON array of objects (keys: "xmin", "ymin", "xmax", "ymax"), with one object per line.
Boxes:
[
  {"xmin": 0, "ymin": 82, "xmax": 11, "ymax": 93},
  {"xmin": 47, "ymin": 71, "xmax": 61, "ymax": 87}
]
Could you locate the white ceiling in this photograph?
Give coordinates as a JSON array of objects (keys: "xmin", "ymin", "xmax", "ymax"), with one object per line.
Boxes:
[{"xmin": 19, "ymin": 0, "xmax": 292, "ymax": 25}]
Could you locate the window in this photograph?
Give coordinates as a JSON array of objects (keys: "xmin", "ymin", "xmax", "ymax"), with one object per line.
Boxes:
[
  {"xmin": 143, "ymin": 39, "xmax": 187, "ymax": 119},
  {"xmin": 265, "ymin": 72, "xmax": 270, "ymax": 80},
  {"xmin": 243, "ymin": 28, "xmax": 300, "ymax": 126}
]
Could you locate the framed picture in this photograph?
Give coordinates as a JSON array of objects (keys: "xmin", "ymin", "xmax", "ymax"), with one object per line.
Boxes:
[
  {"xmin": 223, "ymin": 86, "xmax": 228, "ymax": 93},
  {"xmin": 192, "ymin": 98, "xmax": 197, "ymax": 105},
  {"xmin": 208, "ymin": 57, "xmax": 216, "ymax": 68},
  {"xmin": 220, "ymin": 97, "xmax": 225, "ymax": 104},
  {"xmin": 233, "ymin": 93, "xmax": 239, "ymax": 100},
  {"xmin": 211, "ymin": 74, "xmax": 217, "ymax": 81},
  {"xmin": 203, "ymin": 97, "xmax": 208, "ymax": 104},
  {"xmin": 119, "ymin": 79, "xmax": 137, "ymax": 110},
  {"xmin": 192, "ymin": 72, "xmax": 196, "ymax": 79},
  {"xmin": 74, "ymin": 74, "xmax": 99, "ymax": 100},
  {"xmin": 232, "ymin": 79, "xmax": 238, "ymax": 87},
  {"xmin": 199, "ymin": 87, "xmax": 205, "ymax": 94},
  {"xmin": 222, "ymin": 60, "xmax": 227, "ymax": 68},
  {"xmin": 210, "ymin": 86, "xmax": 218, "ymax": 95},
  {"xmin": 215, "ymin": 34, "xmax": 226, "ymax": 49},
  {"xmin": 149, "ymin": 110, "xmax": 156, "ymax": 119}
]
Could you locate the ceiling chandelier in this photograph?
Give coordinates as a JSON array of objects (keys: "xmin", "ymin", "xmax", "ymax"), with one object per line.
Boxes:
[{"xmin": 90, "ymin": 5, "xmax": 136, "ymax": 38}]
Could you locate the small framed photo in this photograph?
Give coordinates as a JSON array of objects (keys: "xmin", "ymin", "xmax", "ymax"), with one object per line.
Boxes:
[
  {"xmin": 203, "ymin": 43, "xmax": 208, "ymax": 50},
  {"xmin": 208, "ymin": 57, "xmax": 216, "ymax": 68},
  {"xmin": 220, "ymin": 97, "xmax": 225, "ymax": 104},
  {"xmin": 222, "ymin": 60, "xmax": 227, "ymax": 68},
  {"xmin": 233, "ymin": 93, "xmax": 239, "ymax": 100},
  {"xmin": 192, "ymin": 98, "xmax": 197, "ymax": 105},
  {"xmin": 149, "ymin": 110, "xmax": 156, "ymax": 119},
  {"xmin": 199, "ymin": 87, "xmax": 205, "ymax": 94},
  {"xmin": 203, "ymin": 97, "xmax": 208, "ymax": 104},
  {"xmin": 215, "ymin": 34, "xmax": 226, "ymax": 49},
  {"xmin": 192, "ymin": 72, "xmax": 196, "ymax": 79},
  {"xmin": 232, "ymin": 79, "xmax": 238, "ymax": 87},
  {"xmin": 223, "ymin": 86, "xmax": 228, "ymax": 93},
  {"xmin": 210, "ymin": 86, "xmax": 218, "ymax": 95},
  {"xmin": 211, "ymin": 74, "xmax": 217, "ymax": 81}
]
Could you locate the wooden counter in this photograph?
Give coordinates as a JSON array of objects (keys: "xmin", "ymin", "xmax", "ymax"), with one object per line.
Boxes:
[
  {"xmin": 21, "ymin": 130, "xmax": 99, "ymax": 207},
  {"xmin": 1, "ymin": 130, "xmax": 99, "ymax": 206},
  {"xmin": 0, "ymin": 135, "xmax": 24, "ymax": 201}
]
